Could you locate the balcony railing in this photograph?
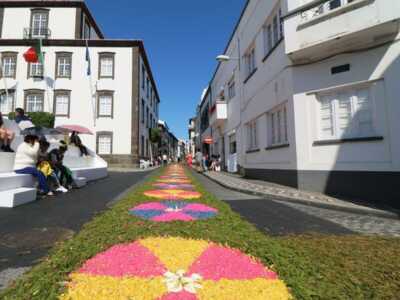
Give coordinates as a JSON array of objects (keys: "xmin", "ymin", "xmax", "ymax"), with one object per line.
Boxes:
[
  {"xmin": 23, "ymin": 27, "xmax": 51, "ymax": 39},
  {"xmin": 299, "ymin": 0, "xmax": 356, "ymax": 22}
]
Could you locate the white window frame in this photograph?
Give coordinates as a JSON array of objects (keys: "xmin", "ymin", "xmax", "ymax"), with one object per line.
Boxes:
[
  {"xmin": 97, "ymin": 133, "xmax": 112, "ymax": 155},
  {"xmin": 267, "ymin": 103, "xmax": 289, "ymax": 147},
  {"xmin": 228, "ymin": 133, "xmax": 237, "ymax": 154},
  {"xmin": 31, "ymin": 10, "xmax": 48, "ymax": 38},
  {"xmin": 228, "ymin": 77, "xmax": 236, "ymax": 100},
  {"xmin": 0, "ymin": 91, "xmax": 15, "ymax": 114},
  {"xmin": 25, "ymin": 92, "xmax": 44, "ymax": 112},
  {"xmin": 29, "ymin": 58, "xmax": 44, "ymax": 78},
  {"xmin": 54, "ymin": 91, "xmax": 70, "ymax": 117},
  {"xmin": 244, "ymin": 46, "xmax": 256, "ymax": 78},
  {"xmin": 263, "ymin": 7, "xmax": 283, "ymax": 58},
  {"xmin": 1, "ymin": 54, "xmax": 17, "ymax": 78},
  {"xmin": 247, "ymin": 119, "xmax": 258, "ymax": 151},
  {"xmin": 316, "ymin": 86, "xmax": 376, "ymax": 141},
  {"xmin": 97, "ymin": 92, "xmax": 113, "ymax": 118},
  {"xmin": 56, "ymin": 55, "xmax": 72, "ymax": 78},
  {"xmin": 99, "ymin": 54, "xmax": 114, "ymax": 78}
]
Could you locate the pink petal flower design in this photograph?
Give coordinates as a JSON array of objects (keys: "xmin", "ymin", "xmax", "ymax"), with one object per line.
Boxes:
[
  {"xmin": 184, "ymin": 204, "xmax": 218, "ymax": 213},
  {"xmin": 79, "ymin": 242, "xmax": 166, "ymax": 277},
  {"xmin": 188, "ymin": 245, "xmax": 278, "ymax": 281},
  {"xmin": 152, "ymin": 212, "xmax": 195, "ymax": 222}
]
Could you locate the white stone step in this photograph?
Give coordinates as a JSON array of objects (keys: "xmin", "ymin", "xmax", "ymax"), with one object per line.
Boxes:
[
  {"xmin": 0, "ymin": 172, "xmax": 35, "ymax": 192},
  {"xmin": 0, "ymin": 187, "xmax": 37, "ymax": 208},
  {"xmin": 73, "ymin": 177, "xmax": 87, "ymax": 188}
]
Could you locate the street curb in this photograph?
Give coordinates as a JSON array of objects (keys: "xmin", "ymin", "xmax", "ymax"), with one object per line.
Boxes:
[{"xmin": 201, "ymin": 172, "xmax": 400, "ymax": 220}]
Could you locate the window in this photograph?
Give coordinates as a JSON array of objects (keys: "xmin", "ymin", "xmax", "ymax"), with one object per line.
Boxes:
[
  {"xmin": 268, "ymin": 104, "xmax": 288, "ymax": 146},
  {"xmin": 98, "ymin": 53, "xmax": 114, "ymax": 78},
  {"xmin": 83, "ymin": 19, "xmax": 91, "ymax": 39},
  {"xmin": 146, "ymin": 78, "xmax": 150, "ymax": 97},
  {"xmin": 53, "ymin": 90, "xmax": 70, "ymax": 117},
  {"xmin": 228, "ymin": 78, "xmax": 236, "ymax": 99},
  {"xmin": 97, "ymin": 132, "xmax": 113, "ymax": 155},
  {"xmin": 317, "ymin": 87, "xmax": 374, "ymax": 140},
  {"xmin": 25, "ymin": 90, "xmax": 44, "ymax": 112},
  {"xmin": 141, "ymin": 135, "xmax": 145, "ymax": 156},
  {"xmin": 279, "ymin": 8, "xmax": 284, "ymax": 39},
  {"xmin": 263, "ymin": 8, "xmax": 283, "ymax": 57},
  {"xmin": 141, "ymin": 99, "xmax": 145, "ymax": 123},
  {"xmin": 146, "ymin": 139, "xmax": 149, "ymax": 157},
  {"xmin": 150, "ymin": 113, "xmax": 153, "ymax": 128},
  {"xmin": 146, "ymin": 107, "xmax": 149, "ymax": 128},
  {"xmin": 141, "ymin": 65, "xmax": 145, "ymax": 90},
  {"xmin": 0, "ymin": 91, "xmax": 15, "ymax": 114},
  {"xmin": 263, "ymin": 24, "xmax": 273, "ymax": 56},
  {"xmin": 247, "ymin": 119, "xmax": 258, "ymax": 151},
  {"xmin": 28, "ymin": 55, "xmax": 44, "ymax": 78},
  {"xmin": 1, "ymin": 53, "xmax": 17, "ymax": 78},
  {"xmin": 97, "ymin": 91, "xmax": 113, "ymax": 118},
  {"xmin": 30, "ymin": 10, "xmax": 49, "ymax": 38},
  {"xmin": 273, "ymin": 16, "xmax": 279, "ymax": 45},
  {"xmin": 244, "ymin": 47, "xmax": 256, "ymax": 79},
  {"xmin": 228, "ymin": 133, "xmax": 237, "ymax": 154},
  {"xmin": 55, "ymin": 53, "xmax": 72, "ymax": 78}
]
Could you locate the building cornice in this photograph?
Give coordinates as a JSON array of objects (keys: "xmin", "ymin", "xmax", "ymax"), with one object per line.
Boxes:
[{"xmin": 0, "ymin": 0, "xmax": 104, "ymax": 39}]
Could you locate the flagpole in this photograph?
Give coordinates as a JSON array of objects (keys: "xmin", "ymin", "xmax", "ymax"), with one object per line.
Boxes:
[{"xmin": 86, "ymin": 39, "xmax": 96, "ymax": 127}]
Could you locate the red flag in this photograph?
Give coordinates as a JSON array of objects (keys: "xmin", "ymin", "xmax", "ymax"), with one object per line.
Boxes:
[{"xmin": 23, "ymin": 47, "xmax": 38, "ymax": 63}]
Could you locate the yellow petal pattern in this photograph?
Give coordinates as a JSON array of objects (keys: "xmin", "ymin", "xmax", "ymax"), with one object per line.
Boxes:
[
  {"xmin": 140, "ymin": 237, "xmax": 209, "ymax": 272},
  {"xmin": 198, "ymin": 278, "xmax": 292, "ymax": 300},
  {"xmin": 59, "ymin": 274, "xmax": 167, "ymax": 300}
]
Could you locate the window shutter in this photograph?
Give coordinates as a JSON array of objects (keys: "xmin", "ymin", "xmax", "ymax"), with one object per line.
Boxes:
[
  {"xmin": 337, "ymin": 93, "xmax": 352, "ymax": 137},
  {"xmin": 355, "ymin": 88, "xmax": 373, "ymax": 136},
  {"xmin": 319, "ymin": 96, "xmax": 334, "ymax": 138}
]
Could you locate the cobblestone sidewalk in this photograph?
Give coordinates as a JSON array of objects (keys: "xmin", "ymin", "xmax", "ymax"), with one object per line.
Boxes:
[{"xmin": 204, "ymin": 171, "xmax": 398, "ymax": 219}]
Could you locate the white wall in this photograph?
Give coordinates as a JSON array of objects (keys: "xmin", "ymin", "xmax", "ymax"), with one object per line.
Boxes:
[
  {"xmin": 0, "ymin": 46, "xmax": 134, "ymax": 155},
  {"xmin": 2, "ymin": 7, "xmax": 77, "ymax": 39}
]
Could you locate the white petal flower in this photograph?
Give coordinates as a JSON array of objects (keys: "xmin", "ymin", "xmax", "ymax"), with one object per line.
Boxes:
[{"xmin": 163, "ymin": 271, "xmax": 203, "ymax": 294}]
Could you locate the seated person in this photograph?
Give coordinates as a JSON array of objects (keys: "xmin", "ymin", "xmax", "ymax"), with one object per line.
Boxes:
[
  {"xmin": 0, "ymin": 112, "xmax": 15, "ymax": 152},
  {"xmin": 14, "ymin": 135, "xmax": 53, "ymax": 196},
  {"xmin": 69, "ymin": 131, "xmax": 89, "ymax": 156},
  {"xmin": 38, "ymin": 139, "xmax": 68, "ymax": 193},
  {"xmin": 14, "ymin": 108, "xmax": 32, "ymax": 124},
  {"xmin": 14, "ymin": 108, "xmax": 34, "ymax": 130},
  {"xmin": 49, "ymin": 141, "xmax": 74, "ymax": 189}
]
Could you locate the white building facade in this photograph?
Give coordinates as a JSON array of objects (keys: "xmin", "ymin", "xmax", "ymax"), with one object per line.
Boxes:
[
  {"xmin": 0, "ymin": 0, "xmax": 160, "ymax": 167},
  {"xmin": 202, "ymin": 0, "xmax": 400, "ymax": 208}
]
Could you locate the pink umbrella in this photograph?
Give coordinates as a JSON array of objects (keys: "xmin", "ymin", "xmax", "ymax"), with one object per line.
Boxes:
[{"xmin": 55, "ymin": 125, "xmax": 93, "ymax": 135}]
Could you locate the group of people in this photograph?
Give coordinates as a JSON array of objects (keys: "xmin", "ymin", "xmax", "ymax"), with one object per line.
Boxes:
[
  {"xmin": 0, "ymin": 107, "xmax": 92, "ymax": 197},
  {"xmin": 189, "ymin": 150, "xmax": 221, "ymax": 172},
  {"xmin": 0, "ymin": 108, "xmax": 35, "ymax": 153}
]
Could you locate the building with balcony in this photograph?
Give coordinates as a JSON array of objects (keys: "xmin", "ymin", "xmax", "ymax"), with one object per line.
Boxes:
[
  {"xmin": 196, "ymin": 0, "xmax": 400, "ymax": 208},
  {"xmin": 0, "ymin": 0, "xmax": 160, "ymax": 167}
]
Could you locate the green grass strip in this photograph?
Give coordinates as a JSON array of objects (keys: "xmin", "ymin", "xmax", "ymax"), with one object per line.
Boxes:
[{"xmin": 1, "ymin": 167, "xmax": 399, "ymax": 299}]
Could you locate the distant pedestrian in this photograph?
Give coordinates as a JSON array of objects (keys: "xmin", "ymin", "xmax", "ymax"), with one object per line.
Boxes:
[
  {"xmin": 195, "ymin": 149, "xmax": 203, "ymax": 172},
  {"xmin": 162, "ymin": 153, "xmax": 168, "ymax": 166}
]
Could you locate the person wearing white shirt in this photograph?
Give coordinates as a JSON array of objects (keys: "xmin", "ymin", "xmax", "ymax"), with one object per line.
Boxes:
[{"xmin": 14, "ymin": 135, "xmax": 53, "ymax": 196}]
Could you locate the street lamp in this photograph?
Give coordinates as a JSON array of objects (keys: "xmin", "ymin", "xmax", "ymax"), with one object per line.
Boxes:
[{"xmin": 216, "ymin": 55, "xmax": 239, "ymax": 62}]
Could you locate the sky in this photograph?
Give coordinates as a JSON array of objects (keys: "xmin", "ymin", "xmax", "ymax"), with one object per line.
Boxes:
[{"xmin": 84, "ymin": 0, "xmax": 246, "ymax": 140}]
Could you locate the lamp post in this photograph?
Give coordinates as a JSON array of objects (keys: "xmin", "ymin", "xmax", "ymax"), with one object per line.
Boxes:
[{"xmin": 215, "ymin": 41, "xmax": 243, "ymax": 173}]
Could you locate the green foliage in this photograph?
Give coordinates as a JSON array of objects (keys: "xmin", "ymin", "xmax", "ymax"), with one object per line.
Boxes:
[
  {"xmin": 1, "ymin": 168, "xmax": 399, "ymax": 299},
  {"xmin": 149, "ymin": 128, "xmax": 161, "ymax": 144},
  {"xmin": 8, "ymin": 112, "xmax": 55, "ymax": 128}
]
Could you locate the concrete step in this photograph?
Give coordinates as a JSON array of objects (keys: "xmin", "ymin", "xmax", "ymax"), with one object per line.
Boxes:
[
  {"xmin": 73, "ymin": 177, "xmax": 87, "ymax": 188},
  {"xmin": 0, "ymin": 187, "xmax": 37, "ymax": 208},
  {"xmin": 71, "ymin": 167, "xmax": 108, "ymax": 182},
  {"xmin": 0, "ymin": 172, "xmax": 35, "ymax": 192}
]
